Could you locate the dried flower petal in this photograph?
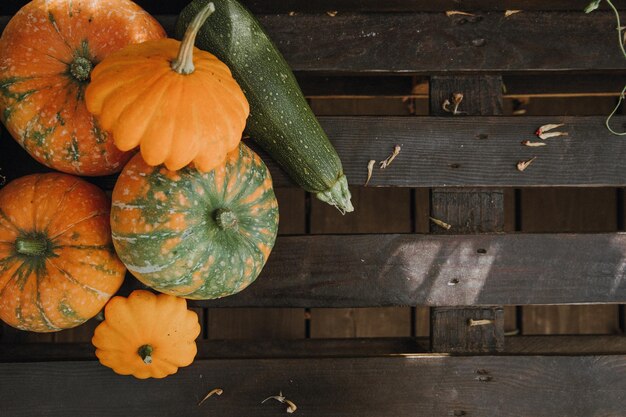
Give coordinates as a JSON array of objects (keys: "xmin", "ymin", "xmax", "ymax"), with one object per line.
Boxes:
[
  {"xmin": 326, "ymin": 10, "xmax": 338, "ymax": 17},
  {"xmin": 379, "ymin": 145, "xmax": 401, "ymax": 169},
  {"xmin": 365, "ymin": 159, "xmax": 376, "ymax": 186},
  {"xmin": 198, "ymin": 388, "xmax": 223, "ymax": 406},
  {"xmin": 517, "ymin": 157, "xmax": 537, "ymax": 172},
  {"xmin": 446, "ymin": 10, "xmax": 475, "ymax": 17},
  {"xmin": 430, "ymin": 216, "xmax": 452, "ymax": 230},
  {"xmin": 535, "ymin": 123, "xmax": 564, "ymax": 136},
  {"xmin": 521, "ymin": 140, "xmax": 547, "ymax": 147},
  {"xmin": 286, "ymin": 400, "xmax": 298, "ymax": 414},
  {"xmin": 539, "ymin": 131, "xmax": 568, "ymax": 140},
  {"xmin": 442, "ymin": 99, "xmax": 452, "ymax": 113},
  {"xmin": 504, "ymin": 10, "xmax": 522, "ymax": 17}
]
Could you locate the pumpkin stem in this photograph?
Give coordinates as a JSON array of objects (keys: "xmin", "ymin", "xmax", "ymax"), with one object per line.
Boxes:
[
  {"xmin": 138, "ymin": 344, "xmax": 153, "ymax": 364},
  {"xmin": 171, "ymin": 2, "xmax": 216, "ymax": 75},
  {"xmin": 214, "ymin": 208, "xmax": 238, "ymax": 230},
  {"xmin": 15, "ymin": 237, "xmax": 49, "ymax": 256},
  {"xmin": 70, "ymin": 56, "xmax": 93, "ymax": 82}
]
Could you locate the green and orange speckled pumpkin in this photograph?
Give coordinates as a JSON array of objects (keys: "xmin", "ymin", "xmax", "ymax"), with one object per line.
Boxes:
[
  {"xmin": 0, "ymin": 0, "xmax": 165, "ymax": 176},
  {"xmin": 0, "ymin": 173, "xmax": 126, "ymax": 332},
  {"xmin": 111, "ymin": 144, "xmax": 279, "ymax": 299}
]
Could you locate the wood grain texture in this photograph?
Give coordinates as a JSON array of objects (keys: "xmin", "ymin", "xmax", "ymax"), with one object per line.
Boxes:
[
  {"xmin": 167, "ymin": 233, "xmax": 626, "ymax": 307},
  {"xmin": 2, "ymin": 356, "xmax": 626, "ymax": 417},
  {"xmin": 431, "ymin": 307, "xmax": 505, "ymax": 352},
  {"xmin": 7, "ymin": 116, "xmax": 626, "ymax": 189},
  {"xmin": 1, "ymin": 1, "xmax": 619, "ymax": 15},
  {"xmin": 521, "ymin": 188, "xmax": 620, "ymax": 335},
  {"xmin": 3, "ymin": 336, "xmax": 626, "ymax": 362},
  {"xmin": 1, "ymin": 11, "xmax": 625, "ymax": 73}
]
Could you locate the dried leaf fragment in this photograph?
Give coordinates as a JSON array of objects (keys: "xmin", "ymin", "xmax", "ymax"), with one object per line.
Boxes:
[
  {"xmin": 535, "ymin": 123, "xmax": 564, "ymax": 136},
  {"xmin": 430, "ymin": 216, "xmax": 452, "ymax": 230},
  {"xmin": 516, "ymin": 156, "xmax": 537, "ymax": 172},
  {"xmin": 262, "ymin": 392, "xmax": 298, "ymax": 414},
  {"xmin": 521, "ymin": 140, "xmax": 547, "ymax": 147},
  {"xmin": 326, "ymin": 10, "xmax": 338, "ymax": 17},
  {"xmin": 379, "ymin": 145, "xmax": 401, "ymax": 169},
  {"xmin": 446, "ymin": 10, "xmax": 475, "ymax": 17},
  {"xmin": 442, "ymin": 93, "xmax": 465, "ymax": 115},
  {"xmin": 504, "ymin": 10, "xmax": 522, "ymax": 17},
  {"xmin": 538, "ymin": 131, "xmax": 568, "ymax": 140},
  {"xmin": 198, "ymin": 388, "xmax": 223, "ymax": 406},
  {"xmin": 365, "ymin": 159, "xmax": 376, "ymax": 186}
]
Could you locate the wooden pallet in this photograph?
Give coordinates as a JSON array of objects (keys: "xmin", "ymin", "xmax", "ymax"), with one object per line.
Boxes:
[{"xmin": 1, "ymin": 1, "xmax": 626, "ymax": 416}]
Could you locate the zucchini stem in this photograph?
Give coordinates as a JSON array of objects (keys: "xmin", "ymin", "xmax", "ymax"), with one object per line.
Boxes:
[
  {"xmin": 171, "ymin": 2, "xmax": 216, "ymax": 75},
  {"xmin": 316, "ymin": 175, "xmax": 354, "ymax": 214}
]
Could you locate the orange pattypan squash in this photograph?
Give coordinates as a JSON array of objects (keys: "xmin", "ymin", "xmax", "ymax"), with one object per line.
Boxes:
[
  {"xmin": 85, "ymin": 2, "xmax": 249, "ymax": 172},
  {"xmin": 0, "ymin": 173, "xmax": 126, "ymax": 332},
  {"xmin": 0, "ymin": 0, "xmax": 166, "ymax": 176},
  {"xmin": 92, "ymin": 290, "xmax": 201, "ymax": 379}
]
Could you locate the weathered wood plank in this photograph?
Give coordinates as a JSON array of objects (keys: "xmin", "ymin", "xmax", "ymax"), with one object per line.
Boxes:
[
  {"xmin": 2, "ymin": 12, "xmax": 626, "ymax": 74},
  {"xmin": 1, "ymin": 1, "xmax": 620, "ymax": 15},
  {"xmin": 162, "ymin": 233, "xmax": 626, "ymax": 307},
  {"xmin": 3, "ymin": 335, "xmax": 626, "ymax": 362},
  {"xmin": 4, "ymin": 116, "xmax": 626, "ymax": 188},
  {"xmin": 2, "ymin": 355, "xmax": 626, "ymax": 417},
  {"xmin": 431, "ymin": 307, "xmax": 505, "ymax": 352}
]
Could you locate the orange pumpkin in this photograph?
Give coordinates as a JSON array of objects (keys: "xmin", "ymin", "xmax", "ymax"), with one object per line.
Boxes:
[
  {"xmin": 85, "ymin": 2, "xmax": 249, "ymax": 172},
  {"xmin": 0, "ymin": 0, "xmax": 166, "ymax": 176},
  {"xmin": 0, "ymin": 173, "xmax": 126, "ymax": 332},
  {"xmin": 92, "ymin": 290, "xmax": 201, "ymax": 379}
]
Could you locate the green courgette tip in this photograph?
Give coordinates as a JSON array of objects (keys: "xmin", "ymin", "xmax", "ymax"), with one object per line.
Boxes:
[{"xmin": 316, "ymin": 175, "xmax": 354, "ymax": 214}]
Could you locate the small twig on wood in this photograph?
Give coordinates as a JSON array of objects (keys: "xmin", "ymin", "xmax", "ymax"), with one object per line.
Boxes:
[
  {"xmin": 326, "ymin": 10, "xmax": 338, "ymax": 17},
  {"xmin": 262, "ymin": 392, "xmax": 298, "ymax": 414},
  {"xmin": 516, "ymin": 156, "xmax": 537, "ymax": 172},
  {"xmin": 446, "ymin": 10, "xmax": 475, "ymax": 17},
  {"xmin": 429, "ymin": 216, "xmax": 452, "ymax": 230},
  {"xmin": 379, "ymin": 145, "xmax": 401, "ymax": 169},
  {"xmin": 468, "ymin": 319, "xmax": 494, "ymax": 326},
  {"xmin": 198, "ymin": 388, "xmax": 223, "ymax": 406},
  {"xmin": 521, "ymin": 140, "xmax": 547, "ymax": 147},
  {"xmin": 365, "ymin": 160, "xmax": 376, "ymax": 186},
  {"xmin": 504, "ymin": 10, "xmax": 522, "ymax": 17}
]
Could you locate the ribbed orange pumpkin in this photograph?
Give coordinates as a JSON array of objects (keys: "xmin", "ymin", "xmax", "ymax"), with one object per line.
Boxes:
[
  {"xmin": 92, "ymin": 290, "xmax": 201, "ymax": 379},
  {"xmin": 0, "ymin": 173, "xmax": 126, "ymax": 332},
  {"xmin": 85, "ymin": 2, "xmax": 249, "ymax": 172},
  {"xmin": 0, "ymin": 0, "xmax": 166, "ymax": 176}
]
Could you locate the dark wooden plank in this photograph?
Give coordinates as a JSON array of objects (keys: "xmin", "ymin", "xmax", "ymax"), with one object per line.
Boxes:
[
  {"xmin": 3, "ymin": 12, "xmax": 626, "ymax": 74},
  {"xmin": 431, "ymin": 307, "xmax": 504, "ymax": 353},
  {"xmin": 159, "ymin": 233, "xmax": 626, "ymax": 307},
  {"xmin": 504, "ymin": 74, "xmax": 626, "ymax": 97},
  {"xmin": 521, "ymin": 188, "xmax": 621, "ymax": 335},
  {"xmin": 2, "ymin": 355, "xmax": 626, "ymax": 417},
  {"xmin": 429, "ymin": 74, "xmax": 504, "ymax": 353},
  {"xmin": 4, "ymin": 335, "xmax": 626, "ymax": 362},
  {"xmin": 1, "ymin": 0, "xmax": 620, "ymax": 15},
  {"xmin": 8, "ymin": 116, "xmax": 626, "ymax": 189}
]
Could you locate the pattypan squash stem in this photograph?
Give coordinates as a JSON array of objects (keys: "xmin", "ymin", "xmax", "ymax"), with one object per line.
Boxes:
[
  {"xmin": 138, "ymin": 344, "xmax": 153, "ymax": 364},
  {"xmin": 171, "ymin": 2, "xmax": 216, "ymax": 75}
]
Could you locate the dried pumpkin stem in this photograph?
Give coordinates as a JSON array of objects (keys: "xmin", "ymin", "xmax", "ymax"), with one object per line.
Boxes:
[
  {"xmin": 15, "ymin": 237, "xmax": 48, "ymax": 256},
  {"xmin": 138, "ymin": 344, "xmax": 153, "ymax": 364},
  {"xmin": 171, "ymin": 2, "xmax": 216, "ymax": 75},
  {"xmin": 214, "ymin": 208, "xmax": 238, "ymax": 229}
]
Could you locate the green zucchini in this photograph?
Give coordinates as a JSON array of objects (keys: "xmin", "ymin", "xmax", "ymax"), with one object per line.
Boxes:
[{"xmin": 176, "ymin": 0, "xmax": 353, "ymax": 213}]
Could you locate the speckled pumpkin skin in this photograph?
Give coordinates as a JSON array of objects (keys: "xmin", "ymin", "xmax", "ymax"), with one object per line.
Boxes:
[
  {"xmin": 111, "ymin": 144, "xmax": 279, "ymax": 299},
  {"xmin": 0, "ymin": 173, "xmax": 126, "ymax": 332},
  {"xmin": 0, "ymin": 0, "xmax": 165, "ymax": 175}
]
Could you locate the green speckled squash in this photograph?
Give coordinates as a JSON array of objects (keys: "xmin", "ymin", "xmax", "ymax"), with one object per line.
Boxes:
[{"xmin": 110, "ymin": 144, "xmax": 279, "ymax": 299}]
